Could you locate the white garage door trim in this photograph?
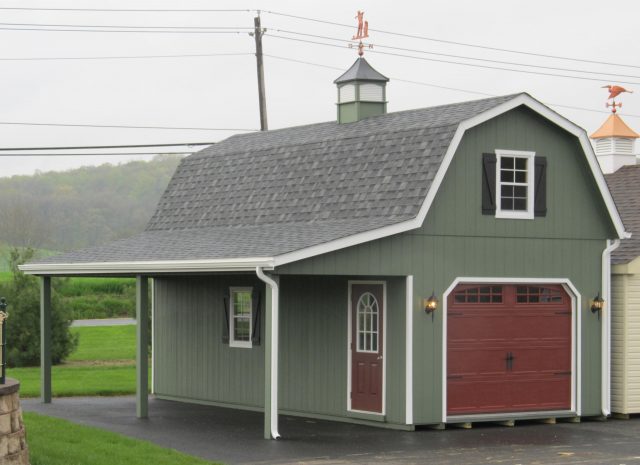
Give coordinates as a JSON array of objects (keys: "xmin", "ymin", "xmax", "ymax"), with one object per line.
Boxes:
[{"xmin": 442, "ymin": 277, "xmax": 581, "ymax": 423}]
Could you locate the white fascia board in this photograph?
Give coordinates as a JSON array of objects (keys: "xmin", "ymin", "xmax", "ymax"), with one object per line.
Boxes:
[
  {"xmin": 19, "ymin": 257, "xmax": 275, "ymax": 276},
  {"xmin": 274, "ymin": 93, "xmax": 628, "ymax": 268}
]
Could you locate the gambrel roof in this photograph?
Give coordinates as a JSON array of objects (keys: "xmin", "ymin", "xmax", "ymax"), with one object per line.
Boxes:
[{"xmin": 22, "ymin": 93, "xmax": 627, "ymax": 275}]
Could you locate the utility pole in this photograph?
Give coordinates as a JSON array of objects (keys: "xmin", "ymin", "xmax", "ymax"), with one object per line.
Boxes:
[{"xmin": 253, "ymin": 14, "xmax": 268, "ymax": 131}]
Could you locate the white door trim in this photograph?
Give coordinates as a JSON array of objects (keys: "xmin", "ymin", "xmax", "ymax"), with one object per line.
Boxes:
[
  {"xmin": 347, "ymin": 280, "xmax": 387, "ymax": 416},
  {"xmin": 441, "ymin": 277, "xmax": 581, "ymax": 422}
]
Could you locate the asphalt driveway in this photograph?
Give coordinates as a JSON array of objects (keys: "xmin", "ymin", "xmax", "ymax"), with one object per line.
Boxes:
[{"xmin": 23, "ymin": 396, "xmax": 640, "ymax": 465}]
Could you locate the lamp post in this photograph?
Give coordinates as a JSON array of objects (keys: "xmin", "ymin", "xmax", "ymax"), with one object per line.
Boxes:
[{"xmin": 0, "ymin": 298, "xmax": 7, "ymax": 384}]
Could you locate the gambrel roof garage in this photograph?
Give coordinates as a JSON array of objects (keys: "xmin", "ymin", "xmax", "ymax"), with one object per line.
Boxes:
[{"xmin": 23, "ymin": 63, "xmax": 628, "ymax": 437}]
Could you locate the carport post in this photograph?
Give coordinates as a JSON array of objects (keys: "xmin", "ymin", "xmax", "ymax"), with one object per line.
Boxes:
[
  {"xmin": 136, "ymin": 275, "xmax": 149, "ymax": 419},
  {"xmin": 40, "ymin": 276, "xmax": 52, "ymax": 403}
]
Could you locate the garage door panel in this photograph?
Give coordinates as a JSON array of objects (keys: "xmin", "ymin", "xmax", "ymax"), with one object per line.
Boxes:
[
  {"xmin": 447, "ymin": 283, "xmax": 573, "ymax": 417},
  {"xmin": 448, "ymin": 347, "xmax": 510, "ymax": 377},
  {"xmin": 448, "ymin": 379, "xmax": 510, "ymax": 415}
]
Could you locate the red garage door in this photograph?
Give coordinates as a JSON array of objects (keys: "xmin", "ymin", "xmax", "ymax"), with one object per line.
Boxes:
[{"xmin": 447, "ymin": 284, "xmax": 572, "ymax": 416}]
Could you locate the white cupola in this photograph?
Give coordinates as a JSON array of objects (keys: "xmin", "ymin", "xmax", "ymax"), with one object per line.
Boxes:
[{"xmin": 591, "ymin": 112, "xmax": 639, "ymax": 174}]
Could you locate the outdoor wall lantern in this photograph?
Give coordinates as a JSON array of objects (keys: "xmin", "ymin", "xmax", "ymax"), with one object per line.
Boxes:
[
  {"xmin": 423, "ymin": 292, "xmax": 438, "ymax": 315},
  {"xmin": 590, "ymin": 293, "xmax": 604, "ymax": 319}
]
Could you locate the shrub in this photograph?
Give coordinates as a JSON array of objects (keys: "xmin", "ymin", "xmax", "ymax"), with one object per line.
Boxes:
[{"xmin": 0, "ymin": 248, "xmax": 78, "ymax": 367}]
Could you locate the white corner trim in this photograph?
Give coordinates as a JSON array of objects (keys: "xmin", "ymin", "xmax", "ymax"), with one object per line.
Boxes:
[
  {"xmin": 441, "ymin": 277, "xmax": 581, "ymax": 423},
  {"xmin": 405, "ymin": 275, "xmax": 414, "ymax": 425},
  {"xmin": 601, "ymin": 239, "xmax": 620, "ymax": 417},
  {"xmin": 273, "ymin": 94, "xmax": 628, "ymax": 268},
  {"xmin": 255, "ymin": 267, "xmax": 280, "ymax": 439},
  {"xmin": 150, "ymin": 278, "xmax": 155, "ymax": 395},
  {"xmin": 19, "ymin": 257, "xmax": 275, "ymax": 275}
]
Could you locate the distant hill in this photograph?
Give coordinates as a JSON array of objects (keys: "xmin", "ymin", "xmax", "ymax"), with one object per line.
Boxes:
[{"xmin": 0, "ymin": 154, "xmax": 182, "ymax": 254}]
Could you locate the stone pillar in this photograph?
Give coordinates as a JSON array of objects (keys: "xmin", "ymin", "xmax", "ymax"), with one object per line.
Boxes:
[{"xmin": 0, "ymin": 379, "xmax": 29, "ymax": 465}]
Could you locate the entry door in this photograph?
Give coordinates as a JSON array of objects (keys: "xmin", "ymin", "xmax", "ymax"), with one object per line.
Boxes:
[
  {"xmin": 447, "ymin": 284, "xmax": 572, "ymax": 416},
  {"xmin": 351, "ymin": 283, "xmax": 384, "ymax": 413}
]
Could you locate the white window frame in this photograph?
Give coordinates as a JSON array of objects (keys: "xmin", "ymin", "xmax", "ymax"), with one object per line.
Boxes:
[
  {"xmin": 495, "ymin": 149, "xmax": 536, "ymax": 220},
  {"xmin": 229, "ymin": 286, "xmax": 253, "ymax": 349}
]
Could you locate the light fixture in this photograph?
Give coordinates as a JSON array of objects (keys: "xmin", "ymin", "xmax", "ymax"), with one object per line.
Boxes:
[
  {"xmin": 423, "ymin": 292, "xmax": 438, "ymax": 314},
  {"xmin": 591, "ymin": 293, "xmax": 604, "ymax": 317}
]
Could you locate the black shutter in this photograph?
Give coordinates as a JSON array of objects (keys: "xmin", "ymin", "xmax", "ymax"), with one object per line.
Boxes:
[
  {"xmin": 251, "ymin": 289, "xmax": 262, "ymax": 346},
  {"xmin": 482, "ymin": 153, "xmax": 497, "ymax": 215},
  {"xmin": 222, "ymin": 289, "xmax": 230, "ymax": 344},
  {"xmin": 534, "ymin": 156, "xmax": 547, "ymax": 217}
]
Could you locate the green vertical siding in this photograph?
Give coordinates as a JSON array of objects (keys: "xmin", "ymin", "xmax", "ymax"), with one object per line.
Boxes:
[
  {"xmin": 154, "ymin": 274, "xmax": 407, "ymax": 424},
  {"xmin": 277, "ymin": 107, "xmax": 615, "ymax": 423},
  {"xmin": 154, "ymin": 275, "xmax": 265, "ymax": 407}
]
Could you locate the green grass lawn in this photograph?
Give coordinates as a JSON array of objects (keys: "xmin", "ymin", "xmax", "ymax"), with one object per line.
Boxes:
[
  {"xmin": 9, "ymin": 365, "xmax": 140, "ymax": 398},
  {"xmin": 68, "ymin": 325, "xmax": 136, "ymax": 361},
  {"xmin": 25, "ymin": 412, "xmax": 219, "ymax": 465},
  {"xmin": 9, "ymin": 325, "xmax": 140, "ymax": 397}
]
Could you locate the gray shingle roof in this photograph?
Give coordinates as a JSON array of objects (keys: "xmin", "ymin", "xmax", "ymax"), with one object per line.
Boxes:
[
  {"xmin": 605, "ymin": 164, "xmax": 640, "ymax": 264},
  {"xmin": 33, "ymin": 93, "xmax": 520, "ymax": 266}
]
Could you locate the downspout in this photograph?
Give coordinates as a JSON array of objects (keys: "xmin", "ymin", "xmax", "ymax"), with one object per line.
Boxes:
[
  {"xmin": 256, "ymin": 267, "xmax": 280, "ymax": 439},
  {"xmin": 601, "ymin": 238, "xmax": 620, "ymax": 417}
]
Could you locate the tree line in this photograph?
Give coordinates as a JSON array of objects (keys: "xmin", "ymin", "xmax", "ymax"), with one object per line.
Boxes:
[{"xmin": 0, "ymin": 154, "xmax": 182, "ymax": 252}]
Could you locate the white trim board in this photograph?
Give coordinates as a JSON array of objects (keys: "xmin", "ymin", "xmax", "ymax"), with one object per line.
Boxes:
[
  {"xmin": 441, "ymin": 277, "xmax": 581, "ymax": 423},
  {"xmin": 347, "ymin": 280, "xmax": 387, "ymax": 416},
  {"xmin": 19, "ymin": 93, "xmax": 628, "ymax": 277}
]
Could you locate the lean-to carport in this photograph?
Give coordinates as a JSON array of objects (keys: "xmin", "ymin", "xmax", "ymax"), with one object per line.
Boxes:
[{"xmin": 27, "ymin": 258, "xmax": 281, "ymax": 440}]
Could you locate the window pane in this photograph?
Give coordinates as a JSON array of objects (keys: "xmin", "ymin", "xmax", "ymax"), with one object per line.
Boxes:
[
  {"xmin": 501, "ymin": 171, "xmax": 514, "ymax": 182},
  {"xmin": 372, "ymin": 315, "xmax": 377, "ymax": 331},
  {"xmin": 515, "ymin": 158, "xmax": 527, "ymax": 170},
  {"xmin": 501, "ymin": 198, "xmax": 513, "ymax": 210},
  {"xmin": 514, "ymin": 186, "xmax": 527, "ymax": 197},
  {"xmin": 359, "ymin": 333, "xmax": 365, "ymax": 351},
  {"xmin": 501, "ymin": 185, "xmax": 514, "ymax": 196},
  {"xmin": 371, "ymin": 336, "xmax": 377, "ymax": 353},
  {"xmin": 492, "ymin": 295, "xmax": 502, "ymax": 303},
  {"xmin": 479, "ymin": 286, "xmax": 490, "ymax": 293},
  {"xmin": 515, "ymin": 171, "xmax": 527, "ymax": 183},
  {"xmin": 514, "ymin": 198, "xmax": 527, "ymax": 210},
  {"xmin": 501, "ymin": 157, "xmax": 514, "ymax": 169},
  {"xmin": 233, "ymin": 291, "xmax": 252, "ymax": 316},
  {"xmin": 234, "ymin": 318, "xmax": 251, "ymax": 341}
]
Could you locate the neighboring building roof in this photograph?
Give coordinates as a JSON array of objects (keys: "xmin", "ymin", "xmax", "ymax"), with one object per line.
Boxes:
[
  {"xmin": 606, "ymin": 164, "xmax": 640, "ymax": 264},
  {"xmin": 334, "ymin": 57, "xmax": 389, "ymax": 84},
  {"xmin": 22, "ymin": 92, "xmax": 627, "ymax": 275},
  {"xmin": 591, "ymin": 113, "xmax": 640, "ymax": 139}
]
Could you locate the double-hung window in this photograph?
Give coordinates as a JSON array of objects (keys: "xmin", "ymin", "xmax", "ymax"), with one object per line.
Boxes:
[
  {"xmin": 229, "ymin": 287, "xmax": 253, "ymax": 348},
  {"xmin": 495, "ymin": 150, "xmax": 535, "ymax": 220}
]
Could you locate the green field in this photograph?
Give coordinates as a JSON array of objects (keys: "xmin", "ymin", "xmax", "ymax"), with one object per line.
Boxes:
[
  {"xmin": 9, "ymin": 325, "xmax": 139, "ymax": 398},
  {"xmin": 25, "ymin": 412, "xmax": 218, "ymax": 465},
  {"xmin": 68, "ymin": 325, "xmax": 136, "ymax": 361}
]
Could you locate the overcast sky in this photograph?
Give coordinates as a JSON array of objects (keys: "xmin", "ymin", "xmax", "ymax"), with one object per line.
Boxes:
[{"xmin": 0, "ymin": 0, "xmax": 638, "ymax": 178}]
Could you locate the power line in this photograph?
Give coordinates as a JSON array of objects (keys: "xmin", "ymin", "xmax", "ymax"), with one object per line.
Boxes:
[
  {"xmin": 267, "ymin": 34, "xmax": 640, "ymax": 86},
  {"xmin": 0, "ymin": 7, "xmax": 252, "ymax": 12},
  {"xmin": 0, "ymin": 22, "xmax": 253, "ymax": 30},
  {"xmin": 0, "ymin": 121, "xmax": 256, "ymax": 131},
  {"xmin": 273, "ymin": 29, "xmax": 640, "ymax": 81},
  {"xmin": 265, "ymin": 54, "xmax": 494, "ymax": 97},
  {"xmin": 0, "ymin": 52, "xmax": 253, "ymax": 62},
  {"xmin": 0, "ymin": 142, "xmax": 214, "ymax": 152},
  {"xmin": 265, "ymin": 53, "xmax": 640, "ymax": 118},
  {"xmin": 0, "ymin": 26, "xmax": 249, "ymax": 34},
  {"xmin": 264, "ymin": 10, "xmax": 640, "ymax": 70}
]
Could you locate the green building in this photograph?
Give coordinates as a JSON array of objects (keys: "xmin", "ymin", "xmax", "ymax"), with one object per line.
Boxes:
[{"xmin": 23, "ymin": 58, "xmax": 628, "ymax": 439}]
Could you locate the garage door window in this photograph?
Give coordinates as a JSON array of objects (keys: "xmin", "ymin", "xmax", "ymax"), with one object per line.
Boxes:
[
  {"xmin": 516, "ymin": 286, "xmax": 563, "ymax": 303},
  {"xmin": 453, "ymin": 286, "xmax": 503, "ymax": 304}
]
